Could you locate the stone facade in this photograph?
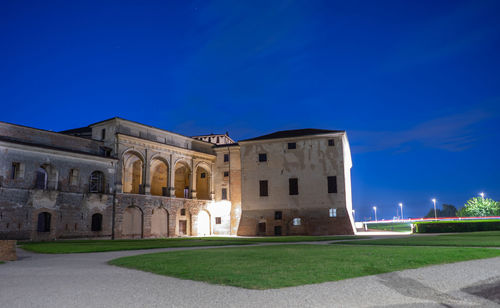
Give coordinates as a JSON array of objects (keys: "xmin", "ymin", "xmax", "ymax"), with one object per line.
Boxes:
[{"xmin": 0, "ymin": 118, "xmax": 355, "ymax": 240}]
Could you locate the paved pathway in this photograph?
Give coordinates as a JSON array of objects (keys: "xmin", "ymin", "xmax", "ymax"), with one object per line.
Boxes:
[{"xmin": 1, "ymin": 243, "xmax": 500, "ymax": 308}]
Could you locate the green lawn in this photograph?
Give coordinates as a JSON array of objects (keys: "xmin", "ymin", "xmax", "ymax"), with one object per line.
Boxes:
[
  {"xmin": 20, "ymin": 235, "xmax": 363, "ymax": 254},
  {"xmin": 109, "ymin": 244, "xmax": 500, "ymax": 289},
  {"xmin": 336, "ymin": 231, "xmax": 500, "ymax": 247}
]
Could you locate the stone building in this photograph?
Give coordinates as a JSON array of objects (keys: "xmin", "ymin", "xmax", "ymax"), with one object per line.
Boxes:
[{"xmin": 0, "ymin": 118, "xmax": 354, "ymax": 240}]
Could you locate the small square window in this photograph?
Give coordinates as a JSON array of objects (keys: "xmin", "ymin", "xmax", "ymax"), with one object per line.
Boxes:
[
  {"xmin": 329, "ymin": 208, "xmax": 337, "ymax": 217},
  {"xmin": 221, "ymin": 188, "xmax": 227, "ymax": 200},
  {"xmin": 258, "ymin": 153, "xmax": 267, "ymax": 162},
  {"xmin": 200, "ymin": 172, "xmax": 206, "ymax": 179},
  {"xmin": 224, "ymin": 154, "xmax": 229, "ymax": 162},
  {"xmin": 287, "ymin": 142, "xmax": 296, "ymax": 149},
  {"xmin": 328, "ymin": 139, "xmax": 335, "ymax": 146},
  {"xmin": 223, "ymin": 171, "xmax": 229, "ymax": 177},
  {"xmin": 275, "ymin": 211, "xmax": 282, "ymax": 220},
  {"xmin": 180, "ymin": 209, "xmax": 186, "ymax": 216},
  {"xmin": 215, "ymin": 217, "xmax": 222, "ymax": 224},
  {"xmin": 292, "ymin": 218, "xmax": 301, "ymax": 226}
]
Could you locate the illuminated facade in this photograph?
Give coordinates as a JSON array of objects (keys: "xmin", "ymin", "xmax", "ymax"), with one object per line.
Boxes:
[{"xmin": 0, "ymin": 118, "xmax": 354, "ymax": 240}]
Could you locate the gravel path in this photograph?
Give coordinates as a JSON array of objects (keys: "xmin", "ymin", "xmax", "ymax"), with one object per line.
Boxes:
[{"xmin": 1, "ymin": 243, "xmax": 500, "ymax": 308}]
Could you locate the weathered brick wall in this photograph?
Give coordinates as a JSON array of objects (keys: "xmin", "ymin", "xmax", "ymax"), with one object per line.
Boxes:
[
  {"xmin": 238, "ymin": 208, "xmax": 355, "ymax": 236},
  {"xmin": 0, "ymin": 240, "xmax": 17, "ymax": 261}
]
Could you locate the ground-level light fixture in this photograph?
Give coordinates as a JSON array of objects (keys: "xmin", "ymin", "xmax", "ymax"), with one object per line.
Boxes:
[
  {"xmin": 399, "ymin": 203, "xmax": 403, "ymax": 221},
  {"xmin": 373, "ymin": 206, "xmax": 377, "ymax": 222},
  {"xmin": 479, "ymin": 192, "xmax": 485, "ymax": 199}
]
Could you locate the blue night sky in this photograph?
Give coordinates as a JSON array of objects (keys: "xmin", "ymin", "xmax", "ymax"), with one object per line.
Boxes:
[{"xmin": 1, "ymin": 1, "xmax": 499, "ymax": 220}]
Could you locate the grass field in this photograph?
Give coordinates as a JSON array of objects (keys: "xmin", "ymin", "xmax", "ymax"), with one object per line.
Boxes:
[
  {"xmin": 20, "ymin": 235, "xmax": 363, "ymax": 254},
  {"xmin": 336, "ymin": 231, "xmax": 500, "ymax": 247},
  {"xmin": 109, "ymin": 244, "xmax": 500, "ymax": 289},
  {"xmin": 366, "ymin": 222, "xmax": 412, "ymax": 232}
]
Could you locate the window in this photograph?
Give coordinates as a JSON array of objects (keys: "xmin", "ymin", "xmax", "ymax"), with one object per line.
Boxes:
[
  {"xmin": 216, "ymin": 136, "xmax": 220, "ymax": 143},
  {"xmin": 200, "ymin": 172, "xmax": 206, "ymax": 179},
  {"xmin": 287, "ymin": 142, "xmax": 296, "ymax": 149},
  {"xmin": 223, "ymin": 154, "xmax": 229, "ymax": 162},
  {"xmin": 292, "ymin": 218, "xmax": 301, "ymax": 226},
  {"xmin": 11, "ymin": 162, "xmax": 20, "ymax": 179},
  {"xmin": 180, "ymin": 209, "xmax": 186, "ymax": 216},
  {"xmin": 69, "ymin": 169, "xmax": 79, "ymax": 186},
  {"xmin": 275, "ymin": 211, "xmax": 282, "ymax": 220},
  {"xmin": 329, "ymin": 208, "xmax": 337, "ymax": 217},
  {"xmin": 327, "ymin": 176, "xmax": 337, "ymax": 193},
  {"xmin": 37, "ymin": 212, "xmax": 51, "ymax": 232},
  {"xmin": 215, "ymin": 217, "xmax": 222, "ymax": 224},
  {"xmin": 221, "ymin": 188, "xmax": 227, "ymax": 200},
  {"xmin": 223, "ymin": 171, "xmax": 229, "ymax": 177},
  {"xmin": 91, "ymin": 213, "xmax": 103, "ymax": 231},
  {"xmin": 89, "ymin": 171, "xmax": 104, "ymax": 193},
  {"xmin": 274, "ymin": 225, "xmax": 282, "ymax": 236},
  {"xmin": 289, "ymin": 178, "xmax": 298, "ymax": 195},
  {"xmin": 101, "ymin": 129, "xmax": 106, "ymax": 140},
  {"xmin": 328, "ymin": 139, "xmax": 335, "ymax": 146},
  {"xmin": 259, "ymin": 180, "xmax": 268, "ymax": 197},
  {"xmin": 35, "ymin": 167, "xmax": 48, "ymax": 189},
  {"xmin": 258, "ymin": 153, "xmax": 267, "ymax": 162}
]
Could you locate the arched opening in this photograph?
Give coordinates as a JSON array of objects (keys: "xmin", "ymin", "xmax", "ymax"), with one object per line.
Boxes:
[
  {"xmin": 91, "ymin": 213, "xmax": 103, "ymax": 231},
  {"xmin": 37, "ymin": 212, "xmax": 51, "ymax": 232},
  {"xmin": 150, "ymin": 158, "xmax": 168, "ymax": 196},
  {"xmin": 174, "ymin": 162, "xmax": 191, "ymax": 198},
  {"xmin": 151, "ymin": 208, "xmax": 168, "ymax": 237},
  {"xmin": 195, "ymin": 165, "xmax": 210, "ymax": 200},
  {"xmin": 40, "ymin": 164, "xmax": 58, "ymax": 190},
  {"xmin": 35, "ymin": 167, "xmax": 48, "ymax": 189},
  {"xmin": 122, "ymin": 207, "xmax": 143, "ymax": 238},
  {"xmin": 123, "ymin": 152, "xmax": 144, "ymax": 194},
  {"xmin": 197, "ymin": 210, "xmax": 211, "ymax": 236},
  {"xmin": 89, "ymin": 171, "xmax": 105, "ymax": 193}
]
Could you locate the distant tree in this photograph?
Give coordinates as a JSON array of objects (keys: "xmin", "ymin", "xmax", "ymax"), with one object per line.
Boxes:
[
  {"xmin": 457, "ymin": 197, "xmax": 500, "ymax": 217},
  {"xmin": 424, "ymin": 204, "xmax": 458, "ymax": 218}
]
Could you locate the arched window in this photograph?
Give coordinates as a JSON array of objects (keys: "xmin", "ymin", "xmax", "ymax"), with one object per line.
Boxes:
[
  {"xmin": 37, "ymin": 212, "xmax": 51, "ymax": 232},
  {"xmin": 35, "ymin": 167, "xmax": 48, "ymax": 189},
  {"xmin": 89, "ymin": 171, "xmax": 104, "ymax": 193},
  {"xmin": 91, "ymin": 213, "xmax": 103, "ymax": 231}
]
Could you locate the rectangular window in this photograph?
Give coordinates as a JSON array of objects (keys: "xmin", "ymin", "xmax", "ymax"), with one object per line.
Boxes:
[
  {"xmin": 259, "ymin": 180, "xmax": 268, "ymax": 197},
  {"xmin": 329, "ymin": 208, "xmax": 337, "ymax": 217},
  {"xmin": 292, "ymin": 218, "xmax": 301, "ymax": 226},
  {"xmin": 289, "ymin": 178, "xmax": 298, "ymax": 195},
  {"xmin": 258, "ymin": 153, "xmax": 267, "ymax": 162},
  {"xmin": 221, "ymin": 188, "xmax": 227, "ymax": 200},
  {"xmin": 200, "ymin": 172, "xmax": 206, "ymax": 179},
  {"xmin": 69, "ymin": 169, "xmax": 79, "ymax": 185},
  {"xmin": 11, "ymin": 162, "xmax": 20, "ymax": 179},
  {"xmin": 101, "ymin": 129, "xmax": 106, "ymax": 140},
  {"xmin": 275, "ymin": 211, "xmax": 282, "ymax": 220},
  {"xmin": 287, "ymin": 142, "xmax": 296, "ymax": 149},
  {"xmin": 215, "ymin": 217, "xmax": 222, "ymax": 224},
  {"xmin": 328, "ymin": 176, "xmax": 337, "ymax": 193},
  {"xmin": 328, "ymin": 139, "xmax": 335, "ymax": 146},
  {"xmin": 223, "ymin": 171, "xmax": 229, "ymax": 177},
  {"xmin": 223, "ymin": 154, "xmax": 229, "ymax": 162},
  {"xmin": 180, "ymin": 209, "xmax": 186, "ymax": 216}
]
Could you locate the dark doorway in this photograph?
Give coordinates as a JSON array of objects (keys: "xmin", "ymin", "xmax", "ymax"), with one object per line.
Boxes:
[
  {"xmin": 91, "ymin": 213, "xmax": 103, "ymax": 231},
  {"xmin": 274, "ymin": 225, "xmax": 282, "ymax": 236},
  {"xmin": 258, "ymin": 222, "xmax": 266, "ymax": 235},
  {"xmin": 37, "ymin": 212, "xmax": 51, "ymax": 232},
  {"xmin": 179, "ymin": 220, "xmax": 187, "ymax": 235}
]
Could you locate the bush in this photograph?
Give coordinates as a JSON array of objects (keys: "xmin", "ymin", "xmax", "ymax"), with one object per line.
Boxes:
[{"xmin": 414, "ymin": 220, "xmax": 500, "ymax": 233}]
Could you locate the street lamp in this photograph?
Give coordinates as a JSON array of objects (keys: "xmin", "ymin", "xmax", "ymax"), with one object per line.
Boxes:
[
  {"xmin": 399, "ymin": 203, "xmax": 403, "ymax": 221},
  {"xmin": 373, "ymin": 206, "xmax": 377, "ymax": 222},
  {"xmin": 432, "ymin": 198, "xmax": 437, "ymax": 220},
  {"xmin": 479, "ymin": 192, "xmax": 485, "ymax": 199}
]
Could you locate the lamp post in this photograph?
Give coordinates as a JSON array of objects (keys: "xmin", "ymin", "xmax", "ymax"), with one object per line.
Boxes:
[
  {"xmin": 432, "ymin": 198, "xmax": 437, "ymax": 220},
  {"xmin": 399, "ymin": 203, "xmax": 403, "ymax": 221},
  {"xmin": 373, "ymin": 206, "xmax": 377, "ymax": 222}
]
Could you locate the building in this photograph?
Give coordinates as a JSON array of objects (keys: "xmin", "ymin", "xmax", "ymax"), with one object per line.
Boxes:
[{"xmin": 0, "ymin": 118, "xmax": 354, "ymax": 240}]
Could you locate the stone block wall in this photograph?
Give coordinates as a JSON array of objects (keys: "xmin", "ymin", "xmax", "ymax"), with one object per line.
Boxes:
[{"xmin": 0, "ymin": 240, "xmax": 17, "ymax": 261}]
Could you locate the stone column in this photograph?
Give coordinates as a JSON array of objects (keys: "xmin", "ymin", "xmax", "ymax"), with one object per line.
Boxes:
[
  {"xmin": 168, "ymin": 154, "xmax": 176, "ymax": 197},
  {"xmin": 144, "ymin": 149, "xmax": 151, "ymax": 195},
  {"xmin": 190, "ymin": 160, "xmax": 196, "ymax": 199},
  {"xmin": 210, "ymin": 162, "xmax": 215, "ymax": 200}
]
